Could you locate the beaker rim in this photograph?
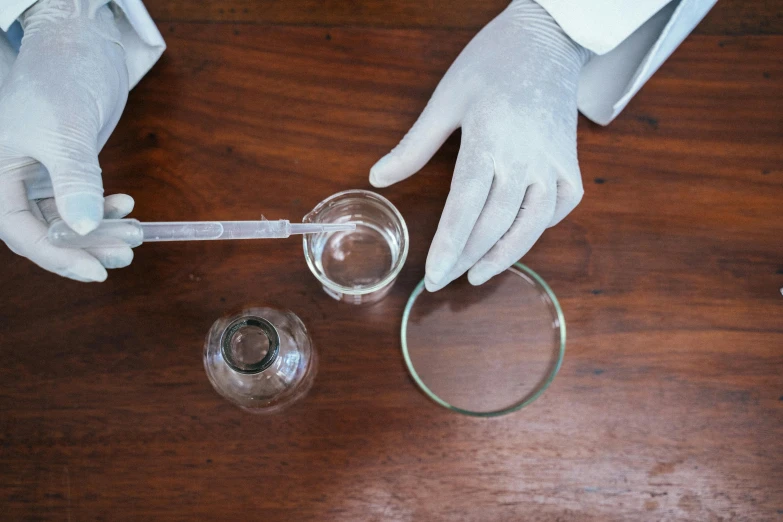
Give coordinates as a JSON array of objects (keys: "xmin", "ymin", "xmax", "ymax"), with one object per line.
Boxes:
[{"xmin": 302, "ymin": 189, "xmax": 410, "ymax": 296}]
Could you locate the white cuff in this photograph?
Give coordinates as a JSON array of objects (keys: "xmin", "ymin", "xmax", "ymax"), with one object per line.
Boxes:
[
  {"xmin": 534, "ymin": 0, "xmax": 674, "ymax": 55},
  {"xmin": 111, "ymin": 0, "xmax": 165, "ymax": 88},
  {"xmin": 534, "ymin": 0, "xmax": 717, "ymax": 125},
  {"xmin": 576, "ymin": 0, "xmax": 716, "ymax": 125},
  {"xmin": 0, "ymin": 0, "xmax": 34, "ymax": 32},
  {"xmin": 577, "ymin": 1, "xmax": 679, "ymax": 125}
]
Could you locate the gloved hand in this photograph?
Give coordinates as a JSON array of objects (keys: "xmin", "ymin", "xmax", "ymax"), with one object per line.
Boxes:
[
  {"xmin": 370, "ymin": 0, "xmax": 592, "ymax": 291},
  {"xmin": 0, "ymin": 0, "xmax": 132, "ymax": 282}
]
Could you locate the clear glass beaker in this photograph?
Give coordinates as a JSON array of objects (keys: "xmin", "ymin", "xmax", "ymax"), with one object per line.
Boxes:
[
  {"xmin": 303, "ymin": 189, "xmax": 408, "ymax": 305},
  {"xmin": 203, "ymin": 307, "xmax": 317, "ymax": 413}
]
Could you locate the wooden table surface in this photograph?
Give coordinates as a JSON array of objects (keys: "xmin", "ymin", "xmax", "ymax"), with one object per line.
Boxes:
[{"xmin": 1, "ymin": 1, "xmax": 782, "ymax": 520}]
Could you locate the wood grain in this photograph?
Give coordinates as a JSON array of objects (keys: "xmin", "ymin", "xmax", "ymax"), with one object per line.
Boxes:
[
  {"xmin": 1, "ymin": 4, "xmax": 782, "ymax": 522},
  {"xmin": 144, "ymin": 0, "xmax": 783, "ymax": 35}
]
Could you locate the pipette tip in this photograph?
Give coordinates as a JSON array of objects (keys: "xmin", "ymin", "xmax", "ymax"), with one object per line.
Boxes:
[
  {"xmin": 319, "ymin": 223, "xmax": 357, "ymax": 232},
  {"xmin": 289, "ymin": 222, "xmax": 357, "ymax": 235}
]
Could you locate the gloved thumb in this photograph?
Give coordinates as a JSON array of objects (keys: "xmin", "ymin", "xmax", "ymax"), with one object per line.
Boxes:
[
  {"xmin": 370, "ymin": 79, "xmax": 464, "ymax": 188},
  {"xmin": 42, "ymin": 145, "xmax": 105, "ymax": 236}
]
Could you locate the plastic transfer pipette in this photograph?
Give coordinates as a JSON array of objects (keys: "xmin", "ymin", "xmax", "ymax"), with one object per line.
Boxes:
[{"xmin": 48, "ymin": 218, "xmax": 356, "ymax": 249}]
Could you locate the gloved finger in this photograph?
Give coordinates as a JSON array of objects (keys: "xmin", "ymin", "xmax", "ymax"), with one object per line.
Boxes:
[
  {"xmin": 84, "ymin": 246, "xmax": 134, "ymax": 269},
  {"xmin": 37, "ymin": 193, "xmax": 135, "ymax": 223},
  {"xmin": 40, "ymin": 144, "xmax": 105, "ymax": 236},
  {"xmin": 86, "ymin": 193, "xmax": 135, "ymax": 268},
  {"xmin": 467, "ymin": 182, "xmax": 556, "ymax": 286},
  {"xmin": 550, "ymin": 176, "xmax": 584, "ymax": 226},
  {"xmin": 102, "ymin": 193, "xmax": 135, "ymax": 219},
  {"xmin": 37, "ymin": 193, "xmax": 135, "ymax": 269},
  {"xmin": 0, "ymin": 179, "xmax": 107, "ymax": 282},
  {"xmin": 427, "ymin": 161, "xmax": 529, "ymax": 292},
  {"xmin": 424, "ymin": 131, "xmax": 494, "ymax": 291},
  {"xmin": 370, "ymin": 75, "xmax": 466, "ymax": 188}
]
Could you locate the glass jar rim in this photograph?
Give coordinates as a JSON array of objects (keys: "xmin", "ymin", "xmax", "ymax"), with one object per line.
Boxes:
[
  {"xmin": 303, "ymin": 189, "xmax": 409, "ymax": 296},
  {"xmin": 220, "ymin": 316, "xmax": 280, "ymax": 374}
]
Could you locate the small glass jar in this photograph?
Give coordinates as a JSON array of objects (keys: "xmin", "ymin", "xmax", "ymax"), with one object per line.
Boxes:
[
  {"xmin": 203, "ymin": 307, "xmax": 317, "ymax": 413},
  {"xmin": 302, "ymin": 189, "xmax": 409, "ymax": 305}
]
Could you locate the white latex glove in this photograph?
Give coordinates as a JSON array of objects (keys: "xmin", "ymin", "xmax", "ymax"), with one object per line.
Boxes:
[
  {"xmin": 370, "ymin": 0, "xmax": 592, "ymax": 291},
  {"xmin": 0, "ymin": 0, "xmax": 133, "ymax": 282}
]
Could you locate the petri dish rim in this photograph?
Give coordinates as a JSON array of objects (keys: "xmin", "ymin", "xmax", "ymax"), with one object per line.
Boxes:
[
  {"xmin": 400, "ymin": 263, "xmax": 566, "ymax": 417},
  {"xmin": 303, "ymin": 189, "xmax": 409, "ymax": 296}
]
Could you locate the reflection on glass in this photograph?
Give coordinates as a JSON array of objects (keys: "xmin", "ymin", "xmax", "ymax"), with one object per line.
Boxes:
[
  {"xmin": 303, "ymin": 189, "xmax": 408, "ymax": 305},
  {"xmin": 203, "ymin": 307, "xmax": 317, "ymax": 414},
  {"xmin": 402, "ymin": 264, "xmax": 565, "ymax": 416}
]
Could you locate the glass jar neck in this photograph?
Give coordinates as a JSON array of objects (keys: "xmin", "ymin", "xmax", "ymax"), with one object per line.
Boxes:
[{"xmin": 220, "ymin": 316, "xmax": 280, "ymax": 374}]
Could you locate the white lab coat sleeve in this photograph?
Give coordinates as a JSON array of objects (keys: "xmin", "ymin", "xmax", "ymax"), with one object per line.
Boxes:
[
  {"xmin": 0, "ymin": 0, "xmax": 165, "ymax": 89},
  {"xmin": 535, "ymin": 0, "xmax": 717, "ymax": 125}
]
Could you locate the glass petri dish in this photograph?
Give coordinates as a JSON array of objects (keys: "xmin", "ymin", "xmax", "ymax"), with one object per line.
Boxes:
[{"xmin": 401, "ymin": 263, "xmax": 565, "ymax": 417}]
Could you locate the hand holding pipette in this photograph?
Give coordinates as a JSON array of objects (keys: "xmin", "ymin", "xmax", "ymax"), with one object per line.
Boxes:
[{"xmin": 48, "ymin": 219, "xmax": 356, "ymax": 249}]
